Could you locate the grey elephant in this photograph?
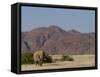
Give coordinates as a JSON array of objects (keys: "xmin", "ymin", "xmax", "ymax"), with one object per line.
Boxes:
[{"xmin": 33, "ymin": 50, "xmax": 46, "ymax": 66}]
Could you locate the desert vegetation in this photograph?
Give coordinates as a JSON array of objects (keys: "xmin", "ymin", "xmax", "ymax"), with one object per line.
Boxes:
[
  {"xmin": 21, "ymin": 54, "xmax": 95, "ymax": 71},
  {"xmin": 21, "ymin": 52, "xmax": 34, "ymax": 64},
  {"xmin": 21, "ymin": 52, "xmax": 74, "ymax": 65},
  {"xmin": 21, "ymin": 52, "xmax": 53, "ymax": 64}
]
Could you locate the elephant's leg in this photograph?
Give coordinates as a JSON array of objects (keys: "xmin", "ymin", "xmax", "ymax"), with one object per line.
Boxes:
[
  {"xmin": 39, "ymin": 60, "xmax": 43, "ymax": 66},
  {"xmin": 35, "ymin": 61, "xmax": 38, "ymax": 66}
]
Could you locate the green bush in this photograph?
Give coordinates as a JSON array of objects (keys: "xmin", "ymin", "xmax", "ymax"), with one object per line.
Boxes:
[
  {"xmin": 21, "ymin": 52, "xmax": 53, "ymax": 64},
  {"xmin": 61, "ymin": 55, "xmax": 74, "ymax": 61},
  {"xmin": 44, "ymin": 55, "xmax": 53, "ymax": 63},
  {"xmin": 21, "ymin": 52, "xmax": 34, "ymax": 64}
]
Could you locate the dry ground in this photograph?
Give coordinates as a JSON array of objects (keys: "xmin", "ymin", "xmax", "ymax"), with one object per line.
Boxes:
[{"xmin": 21, "ymin": 54, "xmax": 95, "ymax": 71}]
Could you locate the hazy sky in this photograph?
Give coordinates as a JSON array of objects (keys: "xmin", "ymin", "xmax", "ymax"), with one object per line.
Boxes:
[{"xmin": 21, "ymin": 6, "xmax": 95, "ymax": 33}]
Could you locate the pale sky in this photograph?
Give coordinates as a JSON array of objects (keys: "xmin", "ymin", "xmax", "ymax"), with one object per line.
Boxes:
[{"xmin": 21, "ymin": 6, "xmax": 95, "ymax": 33}]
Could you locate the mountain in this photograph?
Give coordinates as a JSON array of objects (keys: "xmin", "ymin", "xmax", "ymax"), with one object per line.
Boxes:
[{"xmin": 21, "ymin": 25, "xmax": 95, "ymax": 54}]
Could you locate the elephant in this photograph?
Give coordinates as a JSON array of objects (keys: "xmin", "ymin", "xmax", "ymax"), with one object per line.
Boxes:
[{"xmin": 33, "ymin": 50, "xmax": 46, "ymax": 66}]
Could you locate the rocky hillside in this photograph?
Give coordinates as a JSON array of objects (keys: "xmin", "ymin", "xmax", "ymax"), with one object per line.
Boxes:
[{"xmin": 21, "ymin": 25, "xmax": 95, "ymax": 54}]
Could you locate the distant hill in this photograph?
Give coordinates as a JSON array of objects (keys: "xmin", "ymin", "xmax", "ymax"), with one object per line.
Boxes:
[{"xmin": 21, "ymin": 25, "xmax": 95, "ymax": 54}]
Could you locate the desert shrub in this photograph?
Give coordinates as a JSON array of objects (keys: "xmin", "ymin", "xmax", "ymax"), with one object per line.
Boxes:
[
  {"xmin": 21, "ymin": 52, "xmax": 34, "ymax": 64},
  {"xmin": 21, "ymin": 52, "xmax": 53, "ymax": 64},
  {"xmin": 44, "ymin": 55, "xmax": 53, "ymax": 63},
  {"xmin": 61, "ymin": 55, "xmax": 74, "ymax": 61}
]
